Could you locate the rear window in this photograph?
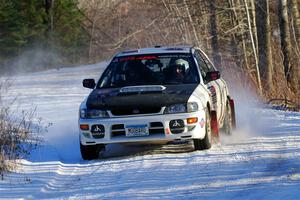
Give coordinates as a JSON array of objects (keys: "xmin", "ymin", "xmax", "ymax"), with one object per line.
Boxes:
[{"xmin": 97, "ymin": 53, "xmax": 199, "ymax": 88}]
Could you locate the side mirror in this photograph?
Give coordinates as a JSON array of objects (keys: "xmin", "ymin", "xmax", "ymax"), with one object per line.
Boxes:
[
  {"xmin": 83, "ymin": 79, "xmax": 96, "ymax": 89},
  {"xmin": 205, "ymin": 71, "xmax": 220, "ymax": 82}
]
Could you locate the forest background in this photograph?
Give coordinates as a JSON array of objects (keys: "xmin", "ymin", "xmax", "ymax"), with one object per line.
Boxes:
[{"xmin": 0, "ymin": 0, "xmax": 299, "ymax": 103}]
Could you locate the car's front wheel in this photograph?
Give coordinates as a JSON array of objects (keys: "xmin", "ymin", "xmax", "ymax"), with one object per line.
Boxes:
[
  {"xmin": 80, "ymin": 143, "xmax": 105, "ymax": 160},
  {"xmin": 193, "ymin": 109, "xmax": 212, "ymax": 150}
]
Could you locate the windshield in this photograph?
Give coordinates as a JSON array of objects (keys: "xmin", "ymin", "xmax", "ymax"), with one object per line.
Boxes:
[{"xmin": 97, "ymin": 53, "xmax": 199, "ymax": 88}]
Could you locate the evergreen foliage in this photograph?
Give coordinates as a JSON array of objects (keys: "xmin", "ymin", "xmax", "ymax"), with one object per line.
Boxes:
[
  {"xmin": 0, "ymin": 0, "xmax": 45, "ymax": 59},
  {"xmin": 47, "ymin": 0, "xmax": 88, "ymax": 62},
  {"xmin": 0, "ymin": 0, "xmax": 88, "ymax": 72}
]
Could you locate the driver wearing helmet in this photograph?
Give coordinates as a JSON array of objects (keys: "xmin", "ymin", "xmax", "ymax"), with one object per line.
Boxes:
[{"xmin": 168, "ymin": 59, "xmax": 186, "ymax": 83}]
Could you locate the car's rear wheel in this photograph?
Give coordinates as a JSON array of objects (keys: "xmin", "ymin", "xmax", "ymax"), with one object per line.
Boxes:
[
  {"xmin": 223, "ymin": 100, "xmax": 233, "ymax": 135},
  {"xmin": 193, "ymin": 109, "xmax": 212, "ymax": 150},
  {"xmin": 80, "ymin": 143, "xmax": 105, "ymax": 160}
]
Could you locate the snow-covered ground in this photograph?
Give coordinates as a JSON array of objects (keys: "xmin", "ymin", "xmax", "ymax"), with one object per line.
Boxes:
[{"xmin": 0, "ymin": 63, "xmax": 300, "ymax": 199}]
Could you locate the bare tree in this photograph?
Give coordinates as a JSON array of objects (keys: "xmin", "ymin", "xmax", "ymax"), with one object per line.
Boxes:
[
  {"xmin": 289, "ymin": 0, "xmax": 300, "ymax": 91},
  {"xmin": 255, "ymin": 0, "xmax": 273, "ymax": 93},
  {"xmin": 278, "ymin": 0, "xmax": 293, "ymax": 83},
  {"xmin": 228, "ymin": 0, "xmax": 250, "ymax": 72},
  {"xmin": 78, "ymin": 0, "xmax": 299, "ymax": 102},
  {"xmin": 250, "ymin": 0, "xmax": 258, "ymax": 55},
  {"xmin": 183, "ymin": 0, "xmax": 200, "ymax": 46},
  {"xmin": 242, "ymin": 0, "xmax": 262, "ymax": 94},
  {"xmin": 209, "ymin": 0, "xmax": 221, "ymax": 68},
  {"xmin": 291, "ymin": 0, "xmax": 300, "ymax": 48}
]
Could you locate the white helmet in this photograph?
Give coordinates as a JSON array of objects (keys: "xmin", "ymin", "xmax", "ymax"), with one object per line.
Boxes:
[{"xmin": 174, "ymin": 59, "xmax": 188, "ymax": 70}]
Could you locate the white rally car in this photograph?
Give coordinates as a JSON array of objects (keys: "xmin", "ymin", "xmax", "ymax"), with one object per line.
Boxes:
[{"xmin": 79, "ymin": 46, "xmax": 236, "ymax": 160}]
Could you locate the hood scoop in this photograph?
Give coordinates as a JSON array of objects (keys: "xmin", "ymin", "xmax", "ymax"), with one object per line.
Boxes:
[
  {"xmin": 119, "ymin": 85, "xmax": 166, "ymax": 94},
  {"xmin": 86, "ymin": 84, "xmax": 197, "ymax": 109}
]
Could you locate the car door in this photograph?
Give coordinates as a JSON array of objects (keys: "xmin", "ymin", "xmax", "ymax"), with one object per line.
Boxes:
[
  {"xmin": 194, "ymin": 49, "xmax": 225, "ymax": 122},
  {"xmin": 200, "ymin": 50, "xmax": 228, "ymax": 123}
]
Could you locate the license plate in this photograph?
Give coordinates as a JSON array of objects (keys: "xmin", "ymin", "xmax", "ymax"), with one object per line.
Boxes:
[{"xmin": 126, "ymin": 124, "xmax": 149, "ymax": 137}]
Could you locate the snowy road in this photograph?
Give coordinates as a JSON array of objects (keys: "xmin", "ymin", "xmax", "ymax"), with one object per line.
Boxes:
[{"xmin": 0, "ymin": 63, "xmax": 300, "ymax": 199}]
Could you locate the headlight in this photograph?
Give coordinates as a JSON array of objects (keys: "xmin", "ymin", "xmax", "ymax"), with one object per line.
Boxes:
[
  {"xmin": 164, "ymin": 102, "xmax": 198, "ymax": 114},
  {"xmin": 164, "ymin": 104, "xmax": 186, "ymax": 114},
  {"xmin": 79, "ymin": 109, "xmax": 109, "ymax": 119},
  {"xmin": 187, "ymin": 102, "xmax": 198, "ymax": 112}
]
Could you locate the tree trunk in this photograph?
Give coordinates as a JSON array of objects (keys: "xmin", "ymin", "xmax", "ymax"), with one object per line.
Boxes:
[
  {"xmin": 45, "ymin": 0, "xmax": 54, "ymax": 69},
  {"xmin": 209, "ymin": 0, "xmax": 221, "ymax": 68},
  {"xmin": 183, "ymin": 0, "xmax": 200, "ymax": 46},
  {"xmin": 45, "ymin": 0, "xmax": 54, "ymax": 32},
  {"xmin": 278, "ymin": 0, "xmax": 293, "ymax": 83},
  {"xmin": 289, "ymin": 0, "xmax": 300, "ymax": 91},
  {"xmin": 229, "ymin": 0, "xmax": 250, "ymax": 73},
  {"xmin": 244, "ymin": 0, "xmax": 262, "ymax": 94},
  {"xmin": 227, "ymin": 0, "xmax": 240, "ymax": 67},
  {"xmin": 250, "ymin": 0, "xmax": 258, "ymax": 56},
  {"xmin": 255, "ymin": 0, "xmax": 273, "ymax": 93},
  {"xmin": 291, "ymin": 0, "xmax": 300, "ymax": 47}
]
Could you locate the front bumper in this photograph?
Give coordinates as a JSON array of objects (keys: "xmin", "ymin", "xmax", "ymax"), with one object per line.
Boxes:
[{"xmin": 79, "ymin": 110, "xmax": 206, "ymax": 145}]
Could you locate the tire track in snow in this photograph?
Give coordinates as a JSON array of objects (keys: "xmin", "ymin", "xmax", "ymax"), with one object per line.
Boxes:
[{"xmin": 1, "ymin": 64, "xmax": 300, "ymax": 199}]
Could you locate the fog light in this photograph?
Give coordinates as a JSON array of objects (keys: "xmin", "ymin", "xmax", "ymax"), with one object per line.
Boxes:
[
  {"xmin": 82, "ymin": 132, "xmax": 91, "ymax": 138},
  {"xmin": 187, "ymin": 125, "xmax": 196, "ymax": 131},
  {"xmin": 187, "ymin": 117, "xmax": 198, "ymax": 124},
  {"xmin": 80, "ymin": 124, "xmax": 89, "ymax": 130}
]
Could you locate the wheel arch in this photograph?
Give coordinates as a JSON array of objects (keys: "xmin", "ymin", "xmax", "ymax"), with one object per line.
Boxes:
[
  {"xmin": 206, "ymin": 102, "xmax": 211, "ymax": 112},
  {"xmin": 227, "ymin": 96, "xmax": 236, "ymax": 129}
]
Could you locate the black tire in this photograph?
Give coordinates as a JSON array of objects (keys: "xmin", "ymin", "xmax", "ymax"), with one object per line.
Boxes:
[
  {"xmin": 223, "ymin": 101, "xmax": 233, "ymax": 135},
  {"xmin": 193, "ymin": 109, "xmax": 212, "ymax": 150},
  {"xmin": 80, "ymin": 143, "xmax": 105, "ymax": 160}
]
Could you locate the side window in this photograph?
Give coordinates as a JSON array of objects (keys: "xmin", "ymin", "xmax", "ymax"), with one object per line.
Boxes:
[
  {"xmin": 199, "ymin": 51, "xmax": 216, "ymax": 72},
  {"xmin": 194, "ymin": 50, "xmax": 210, "ymax": 78}
]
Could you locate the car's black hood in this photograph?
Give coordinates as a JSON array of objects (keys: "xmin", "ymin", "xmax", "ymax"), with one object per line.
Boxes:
[{"xmin": 86, "ymin": 84, "xmax": 198, "ymax": 110}]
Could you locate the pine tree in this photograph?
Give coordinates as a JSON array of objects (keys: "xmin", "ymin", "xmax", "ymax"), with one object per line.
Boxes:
[
  {"xmin": 0, "ymin": 0, "xmax": 88, "ymax": 72},
  {"xmin": 47, "ymin": 0, "xmax": 88, "ymax": 63},
  {"xmin": 0, "ymin": 0, "xmax": 46, "ymax": 70}
]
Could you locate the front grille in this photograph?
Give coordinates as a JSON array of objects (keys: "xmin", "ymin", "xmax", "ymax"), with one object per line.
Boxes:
[
  {"xmin": 111, "ymin": 124, "xmax": 125, "ymax": 137},
  {"xmin": 111, "ymin": 107, "xmax": 161, "ymax": 116},
  {"xmin": 111, "ymin": 122, "xmax": 164, "ymax": 137},
  {"xmin": 149, "ymin": 122, "xmax": 164, "ymax": 134}
]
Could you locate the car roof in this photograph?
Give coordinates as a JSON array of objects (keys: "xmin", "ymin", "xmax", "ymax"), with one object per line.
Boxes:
[{"xmin": 115, "ymin": 46, "xmax": 192, "ymax": 57}]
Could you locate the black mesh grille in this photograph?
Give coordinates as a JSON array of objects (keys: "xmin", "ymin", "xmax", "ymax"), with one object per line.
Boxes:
[
  {"xmin": 112, "ymin": 124, "xmax": 124, "ymax": 130},
  {"xmin": 111, "ymin": 107, "xmax": 161, "ymax": 116},
  {"xmin": 149, "ymin": 122, "xmax": 164, "ymax": 134},
  {"xmin": 149, "ymin": 128, "xmax": 164, "ymax": 134},
  {"xmin": 150, "ymin": 122, "xmax": 163, "ymax": 127},
  {"xmin": 111, "ymin": 131, "xmax": 125, "ymax": 137},
  {"xmin": 111, "ymin": 124, "xmax": 125, "ymax": 137},
  {"xmin": 111, "ymin": 122, "xmax": 164, "ymax": 137}
]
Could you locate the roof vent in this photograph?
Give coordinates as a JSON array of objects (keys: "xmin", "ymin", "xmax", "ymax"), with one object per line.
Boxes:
[
  {"xmin": 121, "ymin": 49, "xmax": 139, "ymax": 54},
  {"xmin": 165, "ymin": 47, "xmax": 184, "ymax": 51},
  {"xmin": 154, "ymin": 45, "xmax": 161, "ymax": 48}
]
